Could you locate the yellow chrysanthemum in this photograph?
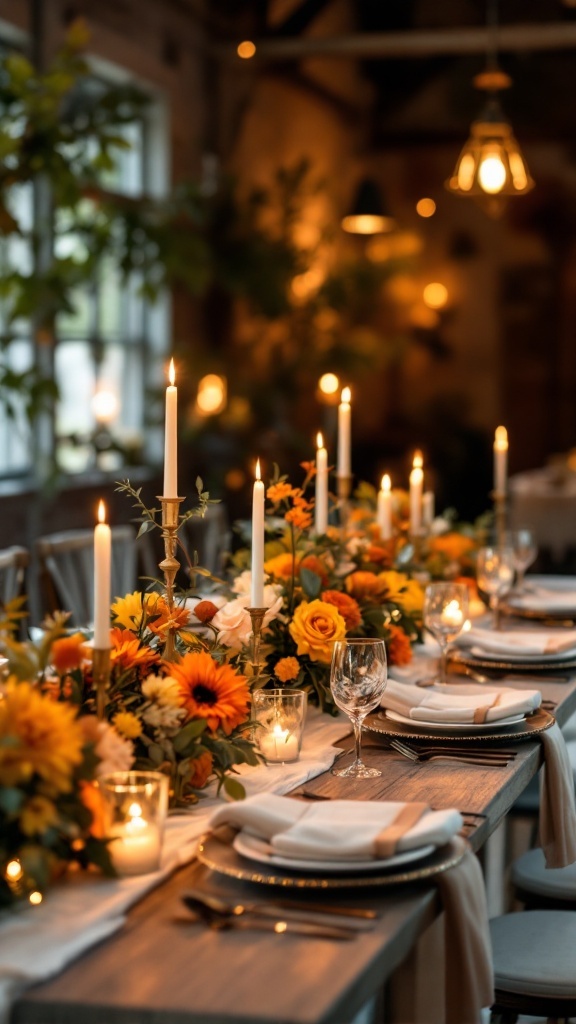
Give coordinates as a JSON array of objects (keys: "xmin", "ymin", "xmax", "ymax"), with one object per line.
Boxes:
[
  {"xmin": 274, "ymin": 656, "xmax": 300, "ymax": 682},
  {"xmin": 289, "ymin": 600, "xmax": 346, "ymax": 664},
  {"xmin": 19, "ymin": 795, "xmax": 58, "ymax": 836},
  {"xmin": 0, "ymin": 681, "xmax": 84, "ymax": 792},
  {"xmin": 112, "ymin": 711, "xmax": 142, "ymax": 739},
  {"xmin": 377, "ymin": 571, "xmax": 424, "ymax": 615}
]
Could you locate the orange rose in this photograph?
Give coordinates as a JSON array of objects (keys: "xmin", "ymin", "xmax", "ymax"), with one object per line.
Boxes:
[
  {"xmin": 187, "ymin": 751, "xmax": 214, "ymax": 789},
  {"xmin": 428, "ymin": 533, "xmax": 476, "ymax": 560},
  {"xmin": 289, "ymin": 599, "xmax": 346, "ymax": 664},
  {"xmin": 321, "ymin": 590, "xmax": 362, "ymax": 631}
]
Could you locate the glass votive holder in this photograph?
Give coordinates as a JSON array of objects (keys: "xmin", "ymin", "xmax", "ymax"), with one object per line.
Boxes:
[
  {"xmin": 99, "ymin": 771, "xmax": 169, "ymax": 877},
  {"xmin": 252, "ymin": 689, "xmax": 307, "ymax": 764}
]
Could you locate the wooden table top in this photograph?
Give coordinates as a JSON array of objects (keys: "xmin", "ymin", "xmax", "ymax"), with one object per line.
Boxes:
[{"xmin": 12, "ymin": 675, "xmax": 576, "ymax": 1024}]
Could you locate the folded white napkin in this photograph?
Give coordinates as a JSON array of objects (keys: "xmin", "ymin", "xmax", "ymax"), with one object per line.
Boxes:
[
  {"xmin": 209, "ymin": 792, "xmax": 462, "ymax": 862},
  {"xmin": 456, "ymin": 625, "xmax": 576, "ymax": 657},
  {"xmin": 381, "ymin": 679, "xmax": 541, "ymax": 724},
  {"xmin": 509, "ymin": 586, "xmax": 576, "ymax": 613}
]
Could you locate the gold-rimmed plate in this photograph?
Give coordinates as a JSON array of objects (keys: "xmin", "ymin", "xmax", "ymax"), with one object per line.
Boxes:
[
  {"xmin": 196, "ymin": 832, "xmax": 467, "ymax": 890},
  {"xmin": 450, "ymin": 650, "xmax": 576, "ymax": 674},
  {"xmin": 363, "ymin": 706, "xmax": 555, "ymax": 745}
]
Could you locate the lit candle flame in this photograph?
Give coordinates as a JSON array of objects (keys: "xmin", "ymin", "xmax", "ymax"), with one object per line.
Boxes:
[
  {"xmin": 168, "ymin": 358, "xmax": 175, "ymax": 387},
  {"xmin": 97, "ymin": 500, "xmax": 106, "ymax": 525},
  {"xmin": 255, "ymin": 459, "xmax": 261, "ymax": 481},
  {"xmin": 382, "ymin": 473, "xmax": 391, "ymax": 492},
  {"xmin": 341, "ymin": 386, "xmax": 351, "ymax": 404},
  {"xmin": 317, "ymin": 432, "xmax": 324, "ymax": 449},
  {"xmin": 413, "ymin": 450, "xmax": 423, "ymax": 469},
  {"xmin": 494, "ymin": 425, "xmax": 508, "ymax": 451},
  {"xmin": 128, "ymin": 802, "xmax": 143, "ymax": 818}
]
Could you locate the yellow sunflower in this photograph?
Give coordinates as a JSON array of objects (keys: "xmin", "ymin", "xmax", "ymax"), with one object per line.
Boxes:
[
  {"xmin": 169, "ymin": 652, "xmax": 250, "ymax": 734},
  {"xmin": 0, "ymin": 681, "xmax": 84, "ymax": 792}
]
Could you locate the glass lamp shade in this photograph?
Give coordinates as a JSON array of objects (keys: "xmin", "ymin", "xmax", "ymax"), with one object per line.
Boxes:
[
  {"xmin": 342, "ymin": 178, "xmax": 396, "ymax": 235},
  {"xmin": 447, "ymin": 100, "xmax": 534, "ymax": 203}
]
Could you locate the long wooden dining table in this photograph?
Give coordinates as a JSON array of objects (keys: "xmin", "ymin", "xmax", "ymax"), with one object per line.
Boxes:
[{"xmin": 10, "ymin": 674, "xmax": 576, "ymax": 1024}]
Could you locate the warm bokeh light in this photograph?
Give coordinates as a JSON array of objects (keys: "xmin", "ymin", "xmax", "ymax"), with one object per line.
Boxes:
[
  {"xmin": 416, "ymin": 197, "xmax": 436, "ymax": 218},
  {"xmin": 91, "ymin": 387, "xmax": 118, "ymax": 424},
  {"xmin": 237, "ymin": 40, "xmax": 256, "ymax": 59},
  {"xmin": 29, "ymin": 891, "xmax": 43, "ymax": 905},
  {"xmin": 225, "ymin": 468, "xmax": 246, "ymax": 490},
  {"xmin": 196, "ymin": 374, "xmax": 227, "ymax": 416},
  {"xmin": 413, "ymin": 450, "xmax": 423, "ymax": 469},
  {"xmin": 423, "ymin": 282, "xmax": 448, "ymax": 309},
  {"xmin": 97, "ymin": 500, "xmax": 106, "ymax": 524},
  {"xmin": 291, "ymin": 267, "xmax": 324, "ymax": 299},
  {"xmin": 341, "ymin": 386, "xmax": 351, "ymax": 404},
  {"xmin": 168, "ymin": 358, "xmax": 175, "ymax": 386},
  {"xmin": 382, "ymin": 473, "xmax": 391, "ymax": 492},
  {"xmin": 341, "ymin": 213, "xmax": 393, "ymax": 235},
  {"xmin": 316, "ymin": 432, "xmax": 324, "ymax": 449},
  {"xmin": 318, "ymin": 372, "xmax": 339, "ymax": 396},
  {"xmin": 457, "ymin": 153, "xmax": 476, "ymax": 192},
  {"xmin": 478, "ymin": 153, "xmax": 507, "ymax": 194},
  {"xmin": 5, "ymin": 859, "xmax": 23, "ymax": 881},
  {"xmin": 410, "ymin": 305, "xmax": 440, "ymax": 330}
]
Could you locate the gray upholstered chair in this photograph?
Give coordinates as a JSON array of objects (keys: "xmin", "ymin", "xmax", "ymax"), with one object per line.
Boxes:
[
  {"xmin": 490, "ymin": 910, "xmax": 576, "ymax": 1022},
  {"xmin": 35, "ymin": 526, "xmax": 142, "ymax": 627},
  {"xmin": 0, "ymin": 545, "xmax": 29, "ymax": 636}
]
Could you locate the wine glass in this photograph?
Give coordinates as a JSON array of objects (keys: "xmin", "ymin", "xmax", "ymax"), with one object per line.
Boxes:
[
  {"xmin": 508, "ymin": 528, "xmax": 537, "ymax": 592},
  {"xmin": 423, "ymin": 582, "xmax": 469, "ymax": 686},
  {"xmin": 476, "ymin": 545, "xmax": 515, "ymax": 628},
  {"xmin": 330, "ymin": 638, "xmax": 387, "ymax": 779}
]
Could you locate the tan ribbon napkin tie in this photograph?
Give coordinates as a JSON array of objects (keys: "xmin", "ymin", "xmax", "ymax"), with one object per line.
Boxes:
[
  {"xmin": 373, "ymin": 802, "xmax": 429, "ymax": 858},
  {"xmin": 473, "ymin": 693, "xmax": 503, "ymax": 724}
]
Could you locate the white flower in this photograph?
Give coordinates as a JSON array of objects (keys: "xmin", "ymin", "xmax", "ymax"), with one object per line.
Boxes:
[
  {"xmin": 231, "ymin": 570, "xmax": 254, "ymax": 598},
  {"xmin": 141, "ymin": 673, "xmax": 183, "ymax": 707},
  {"xmin": 430, "ymin": 516, "xmax": 453, "ymax": 536},
  {"xmin": 95, "ymin": 721, "xmax": 134, "ymax": 776},
  {"xmin": 346, "ymin": 536, "xmax": 368, "ymax": 556},
  {"xmin": 212, "ymin": 598, "xmax": 253, "ymax": 649},
  {"xmin": 142, "ymin": 703, "xmax": 186, "ymax": 732}
]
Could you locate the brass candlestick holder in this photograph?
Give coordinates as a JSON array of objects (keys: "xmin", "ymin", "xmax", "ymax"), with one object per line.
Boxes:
[
  {"xmin": 336, "ymin": 474, "xmax": 353, "ymax": 537},
  {"xmin": 492, "ymin": 490, "xmax": 508, "ymax": 547},
  {"xmin": 247, "ymin": 606, "xmax": 268, "ymax": 685},
  {"xmin": 158, "ymin": 495, "xmax": 184, "ymax": 662},
  {"xmin": 409, "ymin": 527, "xmax": 429, "ymax": 577},
  {"xmin": 93, "ymin": 647, "xmax": 111, "ymax": 720}
]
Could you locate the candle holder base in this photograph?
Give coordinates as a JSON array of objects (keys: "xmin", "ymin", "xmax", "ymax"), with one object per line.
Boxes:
[
  {"xmin": 247, "ymin": 606, "xmax": 268, "ymax": 685},
  {"xmin": 157, "ymin": 495, "xmax": 185, "ymax": 662},
  {"xmin": 93, "ymin": 647, "xmax": 111, "ymax": 720}
]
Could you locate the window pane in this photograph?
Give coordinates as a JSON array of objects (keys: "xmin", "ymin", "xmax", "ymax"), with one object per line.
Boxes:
[{"xmin": 0, "ymin": 340, "xmax": 34, "ymax": 473}]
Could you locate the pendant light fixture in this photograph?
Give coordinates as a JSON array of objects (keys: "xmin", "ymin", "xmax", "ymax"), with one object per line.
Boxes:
[
  {"xmin": 446, "ymin": 0, "xmax": 534, "ymax": 213},
  {"xmin": 341, "ymin": 177, "xmax": 396, "ymax": 235}
]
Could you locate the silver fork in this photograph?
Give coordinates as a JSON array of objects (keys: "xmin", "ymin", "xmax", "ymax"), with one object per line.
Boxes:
[{"xmin": 389, "ymin": 738, "xmax": 513, "ymax": 766}]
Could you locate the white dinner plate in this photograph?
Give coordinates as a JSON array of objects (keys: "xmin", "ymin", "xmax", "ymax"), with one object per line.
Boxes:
[
  {"xmin": 467, "ymin": 645, "xmax": 576, "ymax": 664},
  {"xmin": 506, "ymin": 575, "xmax": 576, "ymax": 614},
  {"xmin": 384, "ymin": 709, "xmax": 526, "ymax": 732},
  {"xmin": 233, "ymin": 833, "xmax": 436, "ymax": 874}
]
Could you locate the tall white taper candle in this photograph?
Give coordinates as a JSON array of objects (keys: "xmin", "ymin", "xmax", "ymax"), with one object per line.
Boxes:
[
  {"xmin": 377, "ymin": 473, "xmax": 393, "ymax": 540},
  {"xmin": 163, "ymin": 358, "xmax": 178, "ymax": 498},
  {"xmin": 409, "ymin": 450, "xmax": 424, "ymax": 535},
  {"xmin": 93, "ymin": 500, "xmax": 111, "ymax": 648},
  {"xmin": 315, "ymin": 432, "xmax": 328, "ymax": 534},
  {"xmin": 251, "ymin": 459, "xmax": 265, "ymax": 607},
  {"xmin": 337, "ymin": 387, "xmax": 351, "ymax": 477},
  {"xmin": 493, "ymin": 426, "xmax": 508, "ymax": 495}
]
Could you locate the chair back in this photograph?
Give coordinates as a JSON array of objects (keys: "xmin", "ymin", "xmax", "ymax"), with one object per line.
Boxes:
[
  {"xmin": 179, "ymin": 503, "xmax": 231, "ymax": 579},
  {"xmin": 0, "ymin": 546, "xmax": 29, "ymax": 605},
  {"xmin": 36, "ymin": 526, "xmax": 138, "ymax": 626}
]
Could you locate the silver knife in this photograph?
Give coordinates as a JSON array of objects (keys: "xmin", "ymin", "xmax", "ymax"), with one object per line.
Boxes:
[{"xmin": 213, "ymin": 915, "xmax": 356, "ymax": 940}]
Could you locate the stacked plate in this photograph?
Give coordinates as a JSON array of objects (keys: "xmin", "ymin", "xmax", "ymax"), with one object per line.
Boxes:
[
  {"xmin": 503, "ymin": 575, "xmax": 576, "ymax": 623},
  {"xmin": 452, "ymin": 614, "xmax": 576, "ymax": 674}
]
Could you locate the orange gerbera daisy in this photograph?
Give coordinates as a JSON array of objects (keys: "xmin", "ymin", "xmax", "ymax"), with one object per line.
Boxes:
[
  {"xmin": 109, "ymin": 628, "xmax": 160, "ymax": 673},
  {"xmin": 145, "ymin": 596, "xmax": 190, "ymax": 637},
  {"xmin": 51, "ymin": 632, "xmax": 88, "ymax": 674},
  {"xmin": 387, "ymin": 625, "xmax": 413, "ymax": 666},
  {"xmin": 170, "ymin": 652, "xmax": 250, "ymax": 734},
  {"xmin": 321, "ymin": 590, "xmax": 362, "ymax": 631}
]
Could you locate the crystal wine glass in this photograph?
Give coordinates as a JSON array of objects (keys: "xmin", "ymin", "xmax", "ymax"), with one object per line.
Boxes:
[
  {"xmin": 476, "ymin": 545, "xmax": 515, "ymax": 628},
  {"xmin": 330, "ymin": 638, "xmax": 387, "ymax": 779},
  {"xmin": 508, "ymin": 528, "xmax": 537, "ymax": 592},
  {"xmin": 423, "ymin": 581, "xmax": 469, "ymax": 686}
]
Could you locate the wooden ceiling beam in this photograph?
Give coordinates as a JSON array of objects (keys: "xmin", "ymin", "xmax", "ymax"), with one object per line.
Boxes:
[{"xmin": 213, "ymin": 22, "xmax": 576, "ymax": 60}]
